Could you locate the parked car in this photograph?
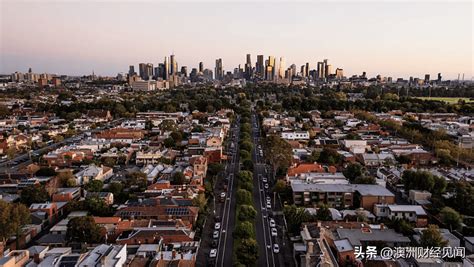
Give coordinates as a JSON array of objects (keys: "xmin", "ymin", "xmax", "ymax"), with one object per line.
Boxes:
[
  {"xmin": 266, "ymin": 202, "xmax": 271, "ymax": 209},
  {"xmin": 214, "ymin": 223, "xmax": 221, "ymax": 230},
  {"xmin": 262, "ymin": 177, "xmax": 268, "ymax": 183},
  {"xmin": 213, "ymin": 230, "xmax": 219, "ymax": 239},
  {"xmin": 211, "ymin": 240, "xmax": 218, "ymax": 248},
  {"xmin": 273, "ymin": 244, "xmax": 280, "ymax": 253},
  {"xmin": 271, "ymin": 228, "xmax": 277, "ymax": 237},
  {"xmin": 269, "ymin": 218, "xmax": 276, "ymax": 228},
  {"xmin": 210, "ymin": 249, "xmax": 217, "ymax": 258},
  {"xmin": 264, "ymin": 183, "xmax": 269, "ymax": 189}
]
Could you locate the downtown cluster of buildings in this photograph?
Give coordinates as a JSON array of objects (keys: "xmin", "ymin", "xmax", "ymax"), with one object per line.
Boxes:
[{"xmin": 126, "ymin": 54, "xmax": 344, "ymax": 90}]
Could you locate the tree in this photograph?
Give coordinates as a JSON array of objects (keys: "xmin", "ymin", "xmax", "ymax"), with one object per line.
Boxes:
[
  {"xmin": 0, "ymin": 201, "xmax": 30, "ymax": 245},
  {"xmin": 108, "ymin": 182, "xmax": 123, "ymax": 196},
  {"xmin": 234, "ymin": 221, "xmax": 255, "ymax": 239},
  {"xmin": 20, "ymin": 185, "xmax": 49, "ymax": 206},
  {"xmin": 238, "ymin": 171, "xmax": 253, "ymax": 184},
  {"xmin": 85, "ymin": 180, "xmax": 103, "ymax": 192},
  {"xmin": 353, "ymin": 176, "xmax": 376, "ymax": 184},
  {"xmin": 402, "ymin": 170, "xmax": 435, "ymax": 192},
  {"xmin": 242, "ymin": 159, "xmax": 254, "ymax": 171},
  {"xmin": 126, "ymin": 171, "xmax": 147, "ymax": 189},
  {"xmin": 273, "ymin": 180, "xmax": 287, "ymax": 194},
  {"xmin": 239, "ymin": 140, "xmax": 253, "ymax": 152},
  {"xmin": 237, "ymin": 204, "xmax": 257, "ymax": 221},
  {"xmin": 207, "ymin": 163, "xmax": 224, "ymax": 177},
  {"xmin": 284, "ymin": 205, "xmax": 315, "ymax": 234},
  {"xmin": 36, "ymin": 167, "xmax": 57, "ymax": 176},
  {"xmin": 235, "ymin": 238, "xmax": 258, "ymax": 265},
  {"xmin": 67, "ymin": 216, "xmax": 102, "ymax": 243},
  {"xmin": 159, "ymin": 119, "xmax": 177, "ymax": 131},
  {"xmin": 84, "ymin": 197, "xmax": 111, "ymax": 216},
  {"xmin": 192, "ymin": 193, "xmax": 207, "ymax": 213},
  {"xmin": 343, "ymin": 163, "xmax": 364, "ymax": 182},
  {"xmin": 263, "ymin": 135, "xmax": 292, "ymax": 178},
  {"xmin": 171, "ymin": 172, "xmax": 186, "ymax": 185},
  {"xmin": 163, "ymin": 137, "xmax": 176, "ymax": 148},
  {"xmin": 319, "ymin": 148, "xmax": 342, "ymax": 165},
  {"xmin": 439, "ymin": 207, "xmax": 462, "ymax": 231},
  {"xmin": 420, "ymin": 224, "xmax": 448, "ymax": 247},
  {"xmin": 236, "ymin": 189, "xmax": 253, "ymax": 205},
  {"xmin": 239, "ymin": 150, "xmax": 251, "ymax": 161},
  {"xmin": 316, "ymin": 203, "xmax": 332, "ymax": 221},
  {"xmin": 57, "ymin": 171, "xmax": 76, "ymax": 187}
]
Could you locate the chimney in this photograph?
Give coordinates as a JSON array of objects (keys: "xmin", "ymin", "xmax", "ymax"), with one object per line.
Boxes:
[
  {"xmin": 34, "ymin": 253, "xmax": 41, "ymax": 264},
  {"xmin": 172, "ymin": 249, "xmax": 176, "ymax": 259},
  {"xmin": 181, "ymin": 253, "xmax": 184, "ymax": 259},
  {"xmin": 380, "ymin": 223, "xmax": 384, "ymax": 230},
  {"xmin": 161, "ymin": 253, "xmax": 164, "ymax": 260},
  {"xmin": 308, "ymin": 241, "xmax": 314, "ymax": 254}
]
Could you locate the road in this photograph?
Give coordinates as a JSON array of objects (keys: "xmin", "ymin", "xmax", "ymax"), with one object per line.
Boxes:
[
  {"xmin": 251, "ymin": 111, "xmax": 294, "ymax": 267},
  {"xmin": 215, "ymin": 115, "xmax": 240, "ymax": 266},
  {"xmin": 0, "ymin": 119, "xmax": 123, "ymax": 173},
  {"xmin": 196, "ymin": 116, "xmax": 240, "ymax": 266}
]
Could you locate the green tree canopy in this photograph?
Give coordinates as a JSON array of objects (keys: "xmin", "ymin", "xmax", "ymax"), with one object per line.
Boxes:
[
  {"xmin": 439, "ymin": 207, "xmax": 462, "ymax": 231},
  {"xmin": 233, "ymin": 221, "xmax": 255, "ymax": 239},
  {"xmin": 0, "ymin": 201, "xmax": 30, "ymax": 243},
  {"xmin": 237, "ymin": 204, "xmax": 257, "ymax": 221},
  {"xmin": 85, "ymin": 180, "xmax": 104, "ymax": 192},
  {"xmin": 20, "ymin": 185, "xmax": 49, "ymax": 206},
  {"xmin": 67, "ymin": 216, "xmax": 102, "ymax": 243},
  {"xmin": 420, "ymin": 224, "xmax": 448, "ymax": 248}
]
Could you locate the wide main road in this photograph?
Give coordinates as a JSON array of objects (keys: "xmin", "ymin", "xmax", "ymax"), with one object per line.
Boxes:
[
  {"xmin": 215, "ymin": 115, "xmax": 240, "ymax": 266},
  {"xmin": 251, "ymin": 110, "xmax": 294, "ymax": 267},
  {"xmin": 251, "ymin": 112, "xmax": 278, "ymax": 267}
]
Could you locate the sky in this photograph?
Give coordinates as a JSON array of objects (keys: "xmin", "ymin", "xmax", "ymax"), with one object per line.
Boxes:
[{"xmin": 0, "ymin": 0, "xmax": 473, "ymax": 80}]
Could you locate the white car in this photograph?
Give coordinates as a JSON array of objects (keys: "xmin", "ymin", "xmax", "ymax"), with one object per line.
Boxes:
[
  {"xmin": 273, "ymin": 244, "xmax": 280, "ymax": 253},
  {"xmin": 266, "ymin": 196, "xmax": 271, "ymax": 202},
  {"xmin": 220, "ymin": 192, "xmax": 226, "ymax": 199},
  {"xmin": 266, "ymin": 202, "xmax": 271, "ymax": 209},
  {"xmin": 262, "ymin": 177, "xmax": 268, "ymax": 183},
  {"xmin": 264, "ymin": 183, "xmax": 269, "ymax": 189},
  {"xmin": 214, "ymin": 223, "xmax": 221, "ymax": 230},
  {"xmin": 269, "ymin": 218, "xmax": 276, "ymax": 228},
  {"xmin": 213, "ymin": 230, "xmax": 219, "ymax": 239},
  {"xmin": 271, "ymin": 228, "xmax": 277, "ymax": 237},
  {"xmin": 210, "ymin": 249, "xmax": 217, "ymax": 258}
]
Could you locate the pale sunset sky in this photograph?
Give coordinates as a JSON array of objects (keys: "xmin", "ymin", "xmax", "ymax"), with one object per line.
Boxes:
[{"xmin": 0, "ymin": 0, "xmax": 472, "ymax": 79}]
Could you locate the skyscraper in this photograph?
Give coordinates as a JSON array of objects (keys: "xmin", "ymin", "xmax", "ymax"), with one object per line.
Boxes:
[
  {"xmin": 164, "ymin": 57, "xmax": 169, "ymax": 80},
  {"xmin": 244, "ymin": 54, "xmax": 252, "ymax": 80},
  {"xmin": 437, "ymin": 73, "xmax": 442, "ymax": 83},
  {"xmin": 325, "ymin": 64, "xmax": 332, "ymax": 78},
  {"xmin": 301, "ymin": 65, "xmax": 306, "ymax": 77},
  {"xmin": 317, "ymin": 61, "xmax": 325, "ymax": 80},
  {"xmin": 139, "ymin": 63, "xmax": 146, "ymax": 80},
  {"xmin": 278, "ymin": 57, "xmax": 285, "ymax": 79},
  {"xmin": 265, "ymin": 56, "xmax": 275, "ymax": 81},
  {"xmin": 170, "ymin": 54, "xmax": 176, "ymax": 75},
  {"xmin": 424, "ymin": 74, "xmax": 430, "ymax": 83},
  {"xmin": 128, "ymin": 65, "xmax": 135, "ymax": 76},
  {"xmin": 181, "ymin": 66, "xmax": 188, "ymax": 77},
  {"xmin": 256, "ymin": 55, "xmax": 264, "ymax": 79},
  {"xmin": 199, "ymin": 62, "xmax": 204, "ymax": 73},
  {"xmin": 215, "ymin": 58, "xmax": 223, "ymax": 80},
  {"xmin": 305, "ymin": 63, "xmax": 310, "ymax": 77},
  {"xmin": 335, "ymin": 68, "xmax": 344, "ymax": 79},
  {"xmin": 138, "ymin": 63, "xmax": 153, "ymax": 80}
]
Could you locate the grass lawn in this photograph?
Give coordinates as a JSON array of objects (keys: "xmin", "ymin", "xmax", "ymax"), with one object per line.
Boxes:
[{"xmin": 414, "ymin": 97, "xmax": 474, "ymax": 103}]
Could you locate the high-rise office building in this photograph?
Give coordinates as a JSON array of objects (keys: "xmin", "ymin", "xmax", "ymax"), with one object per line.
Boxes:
[
  {"xmin": 335, "ymin": 68, "xmax": 344, "ymax": 79},
  {"xmin": 215, "ymin": 58, "xmax": 223, "ymax": 80},
  {"xmin": 170, "ymin": 54, "xmax": 176, "ymax": 75},
  {"xmin": 278, "ymin": 57, "xmax": 285, "ymax": 79},
  {"xmin": 437, "ymin": 73, "xmax": 442, "ymax": 83},
  {"xmin": 139, "ymin": 63, "xmax": 146, "ymax": 80},
  {"xmin": 265, "ymin": 56, "xmax": 275, "ymax": 81},
  {"xmin": 164, "ymin": 57, "xmax": 169, "ymax": 80},
  {"xmin": 190, "ymin": 68, "xmax": 198, "ymax": 82},
  {"xmin": 317, "ymin": 61, "xmax": 325, "ymax": 80},
  {"xmin": 181, "ymin": 66, "xmax": 188, "ymax": 77},
  {"xmin": 244, "ymin": 54, "xmax": 252, "ymax": 80},
  {"xmin": 128, "ymin": 65, "xmax": 135, "ymax": 76},
  {"xmin": 305, "ymin": 63, "xmax": 310, "ymax": 77},
  {"xmin": 138, "ymin": 63, "xmax": 153, "ymax": 80},
  {"xmin": 256, "ymin": 55, "xmax": 264, "ymax": 79},
  {"xmin": 325, "ymin": 64, "xmax": 332, "ymax": 77},
  {"xmin": 301, "ymin": 65, "xmax": 306, "ymax": 77},
  {"xmin": 199, "ymin": 62, "xmax": 204, "ymax": 73},
  {"xmin": 424, "ymin": 74, "xmax": 430, "ymax": 83}
]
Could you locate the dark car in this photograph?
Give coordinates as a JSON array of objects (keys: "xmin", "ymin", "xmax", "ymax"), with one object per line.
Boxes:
[
  {"xmin": 211, "ymin": 240, "xmax": 218, "ymax": 248},
  {"xmin": 214, "ymin": 216, "xmax": 221, "ymax": 223}
]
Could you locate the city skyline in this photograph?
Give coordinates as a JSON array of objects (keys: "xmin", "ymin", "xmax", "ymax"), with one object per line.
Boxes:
[{"xmin": 1, "ymin": 1, "xmax": 473, "ymax": 79}]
